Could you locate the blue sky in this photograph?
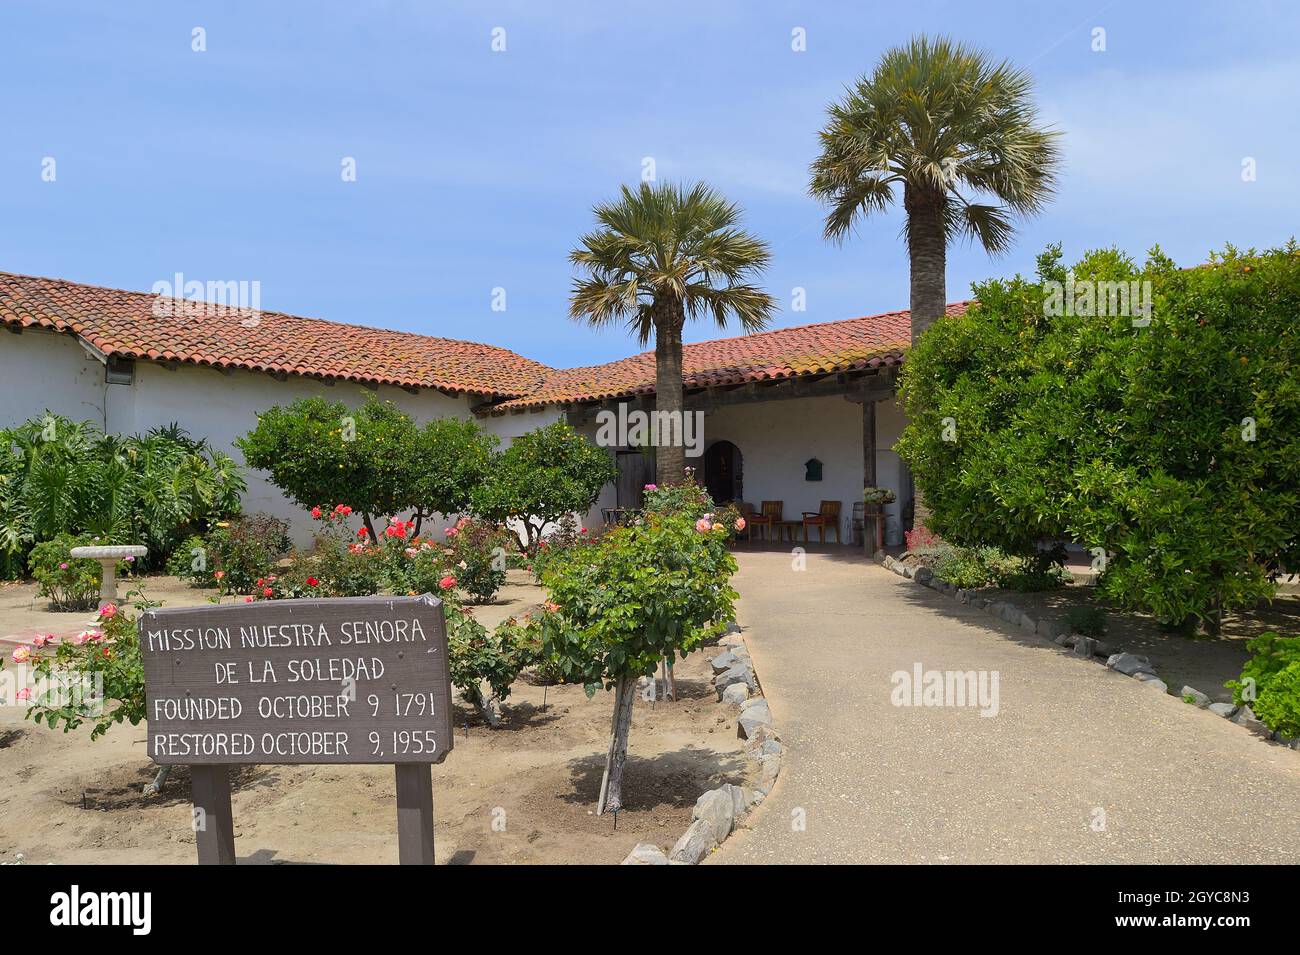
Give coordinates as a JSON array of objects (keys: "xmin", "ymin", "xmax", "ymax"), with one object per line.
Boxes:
[{"xmin": 2, "ymin": 1, "xmax": 1296, "ymax": 368}]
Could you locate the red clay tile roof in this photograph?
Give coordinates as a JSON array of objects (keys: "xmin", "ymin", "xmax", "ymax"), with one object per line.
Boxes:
[
  {"xmin": 0, "ymin": 269, "xmax": 968, "ymax": 406},
  {"xmin": 0, "ymin": 271, "xmax": 551, "ymax": 396},
  {"xmin": 491, "ymin": 302, "xmax": 970, "ymax": 411}
]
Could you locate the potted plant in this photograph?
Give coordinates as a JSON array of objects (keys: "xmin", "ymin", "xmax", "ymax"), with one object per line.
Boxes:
[{"xmin": 862, "ymin": 487, "xmax": 896, "ymax": 553}]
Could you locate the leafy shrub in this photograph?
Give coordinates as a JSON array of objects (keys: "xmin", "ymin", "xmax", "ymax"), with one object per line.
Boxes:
[
  {"xmin": 998, "ymin": 546, "xmax": 1072, "ymax": 592},
  {"xmin": 1227, "ymin": 632, "xmax": 1300, "ymax": 737},
  {"xmin": 899, "ymin": 242, "xmax": 1300, "ymax": 632},
  {"xmin": 529, "ymin": 513, "xmax": 593, "ymax": 584},
  {"xmin": 536, "ymin": 511, "xmax": 738, "ymax": 812},
  {"xmin": 932, "ymin": 545, "xmax": 1002, "ymax": 588},
  {"xmin": 167, "ymin": 534, "xmax": 213, "ymax": 585},
  {"xmin": 0, "ymin": 416, "xmax": 244, "ymax": 577},
  {"xmin": 642, "ymin": 480, "xmax": 711, "ymax": 517},
  {"xmin": 29, "ymin": 534, "xmax": 129, "ymax": 611},
  {"xmin": 928, "ymin": 541, "xmax": 1069, "ymax": 592},
  {"xmin": 447, "ymin": 608, "xmax": 538, "ymax": 725},
  {"xmin": 292, "ymin": 508, "xmax": 382, "ymax": 597},
  {"xmin": 170, "ymin": 513, "xmax": 292, "ymax": 593},
  {"xmin": 470, "ymin": 421, "xmax": 617, "ymax": 552},
  {"xmin": 643, "ymin": 477, "xmax": 747, "ymax": 541},
  {"xmin": 22, "ymin": 597, "xmax": 151, "ymax": 739},
  {"xmin": 239, "ymin": 397, "xmax": 498, "ymax": 544},
  {"xmin": 444, "ymin": 517, "xmax": 509, "ymax": 604},
  {"xmin": 1066, "ymin": 606, "xmax": 1107, "ymax": 638}
]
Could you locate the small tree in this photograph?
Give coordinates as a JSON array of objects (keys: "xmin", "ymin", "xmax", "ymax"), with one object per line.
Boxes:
[
  {"xmin": 409, "ymin": 418, "xmax": 498, "ymax": 536},
  {"xmin": 537, "ymin": 513, "xmax": 737, "ymax": 814},
  {"xmin": 470, "ymin": 421, "xmax": 616, "ymax": 552},
  {"xmin": 239, "ymin": 396, "xmax": 424, "ymax": 542}
]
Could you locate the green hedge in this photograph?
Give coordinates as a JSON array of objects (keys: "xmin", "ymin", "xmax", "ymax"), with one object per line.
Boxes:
[{"xmin": 898, "ymin": 242, "xmax": 1300, "ymax": 631}]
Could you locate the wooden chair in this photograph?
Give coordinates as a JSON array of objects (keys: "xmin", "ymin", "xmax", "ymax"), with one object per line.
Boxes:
[
  {"xmin": 736, "ymin": 502, "xmax": 757, "ymax": 540},
  {"xmin": 749, "ymin": 500, "xmax": 783, "ymax": 541},
  {"xmin": 802, "ymin": 500, "xmax": 842, "ymax": 543}
]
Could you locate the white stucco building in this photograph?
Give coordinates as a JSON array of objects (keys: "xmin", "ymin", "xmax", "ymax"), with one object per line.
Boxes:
[{"xmin": 0, "ymin": 270, "xmax": 968, "ymax": 547}]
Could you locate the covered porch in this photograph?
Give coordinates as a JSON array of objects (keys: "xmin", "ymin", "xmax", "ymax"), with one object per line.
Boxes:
[{"xmin": 566, "ymin": 365, "xmax": 913, "ymax": 548}]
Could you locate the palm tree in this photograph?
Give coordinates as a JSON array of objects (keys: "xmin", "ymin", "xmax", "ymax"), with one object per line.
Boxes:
[
  {"xmin": 569, "ymin": 181, "xmax": 776, "ymax": 485},
  {"xmin": 810, "ymin": 35, "xmax": 1061, "ymax": 343}
]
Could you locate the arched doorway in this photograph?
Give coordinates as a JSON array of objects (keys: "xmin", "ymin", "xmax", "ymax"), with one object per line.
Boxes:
[{"xmin": 703, "ymin": 440, "xmax": 742, "ymax": 504}]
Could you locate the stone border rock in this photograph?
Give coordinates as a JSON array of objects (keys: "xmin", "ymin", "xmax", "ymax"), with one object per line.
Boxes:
[
  {"xmin": 879, "ymin": 554, "xmax": 1300, "ymax": 753},
  {"xmin": 621, "ymin": 627, "xmax": 780, "ymax": 865}
]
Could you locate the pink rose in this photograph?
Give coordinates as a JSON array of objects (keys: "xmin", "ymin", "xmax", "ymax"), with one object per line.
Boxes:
[
  {"xmin": 735, "ymin": 517, "xmax": 746, "ymax": 531},
  {"xmin": 98, "ymin": 602, "xmax": 118, "ymax": 620},
  {"xmin": 438, "ymin": 576, "xmax": 456, "ymax": 590},
  {"xmin": 11, "ymin": 646, "xmax": 31, "ymax": 663},
  {"xmin": 695, "ymin": 518, "xmax": 711, "ymax": 533},
  {"xmin": 16, "ymin": 687, "xmax": 31, "ymax": 701},
  {"xmin": 644, "ymin": 483, "xmax": 657, "ymax": 491}
]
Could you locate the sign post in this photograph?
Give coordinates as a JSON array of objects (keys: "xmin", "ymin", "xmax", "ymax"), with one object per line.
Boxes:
[{"xmin": 138, "ymin": 594, "xmax": 453, "ymax": 865}]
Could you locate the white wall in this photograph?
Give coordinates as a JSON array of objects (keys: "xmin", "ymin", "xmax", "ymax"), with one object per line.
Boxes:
[
  {"xmin": 0, "ymin": 329, "xmax": 482, "ymax": 545},
  {"xmin": 0, "ymin": 330, "xmax": 912, "ymax": 548},
  {"xmin": 0, "ymin": 328, "xmax": 111, "ymax": 430},
  {"xmin": 127, "ymin": 361, "xmax": 477, "ymax": 542}
]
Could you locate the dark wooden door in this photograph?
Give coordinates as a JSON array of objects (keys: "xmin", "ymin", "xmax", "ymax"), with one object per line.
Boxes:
[
  {"xmin": 615, "ymin": 450, "xmax": 653, "ymax": 509},
  {"xmin": 703, "ymin": 441, "xmax": 741, "ymax": 503}
]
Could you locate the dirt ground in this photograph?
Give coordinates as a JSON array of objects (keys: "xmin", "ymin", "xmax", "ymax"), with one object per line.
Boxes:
[
  {"xmin": 0, "ymin": 571, "xmax": 751, "ymax": 864},
  {"xmin": 962, "ymin": 580, "xmax": 1300, "ymax": 704}
]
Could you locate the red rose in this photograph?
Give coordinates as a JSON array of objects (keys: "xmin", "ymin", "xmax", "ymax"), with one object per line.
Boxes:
[
  {"xmin": 311, "ymin": 506, "xmax": 322, "ymax": 519},
  {"xmin": 439, "ymin": 576, "xmax": 456, "ymax": 590},
  {"xmin": 306, "ymin": 576, "xmax": 319, "ymax": 587},
  {"xmin": 263, "ymin": 587, "xmax": 274, "ymax": 597}
]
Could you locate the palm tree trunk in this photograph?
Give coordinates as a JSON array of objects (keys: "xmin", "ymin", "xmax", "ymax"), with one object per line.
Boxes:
[
  {"xmin": 653, "ymin": 305, "xmax": 686, "ymax": 486},
  {"xmin": 905, "ymin": 184, "xmax": 948, "ymax": 344},
  {"xmin": 905, "ymin": 185, "xmax": 948, "ymax": 531}
]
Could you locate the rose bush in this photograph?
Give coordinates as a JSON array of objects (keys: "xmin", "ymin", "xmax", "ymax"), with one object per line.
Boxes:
[
  {"xmin": 535, "ymin": 510, "xmax": 738, "ymax": 813},
  {"xmin": 22, "ymin": 596, "xmax": 150, "ymax": 740},
  {"xmin": 29, "ymin": 533, "xmax": 132, "ymax": 611},
  {"xmin": 444, "ymin": 517, "xmax": 510, "ymax": 604}
]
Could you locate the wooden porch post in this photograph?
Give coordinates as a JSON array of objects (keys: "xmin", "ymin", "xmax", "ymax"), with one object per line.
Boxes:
[
  {"xmin": 862, "ymin": 400, "xmax": 878, "ymax": 552},
  {"xmin": 862, "ymin": 399, "xmax": 877, "ymax": 490}
]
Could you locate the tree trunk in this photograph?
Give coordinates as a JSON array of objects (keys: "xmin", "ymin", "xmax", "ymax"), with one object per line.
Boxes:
[
  {"xmin": 143, "ymin": 764, "xmax": 172, "ymax": 796},
  {"xmin": 362, "ymin": 512, "xmax": 379, "ymax": 545},
  {"xmin": 905, "ymin": 185, "xmax": 948, "ymax": 529},
  {"xmin": 653, "ymin": 304, "xmax": 686, "ymax": 486},
  {"xmin": 904, "ymin": 184, "xmax": 948, "ymax": 345},
  {"xmin": 597, "ymin": 674, "xmax": 639, "ymax": 814}
]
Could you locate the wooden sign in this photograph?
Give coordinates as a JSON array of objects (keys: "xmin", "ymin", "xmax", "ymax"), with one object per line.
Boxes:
[{"xmin": 138, "ymin": 594, "xmax": 453, "ymax": 865}]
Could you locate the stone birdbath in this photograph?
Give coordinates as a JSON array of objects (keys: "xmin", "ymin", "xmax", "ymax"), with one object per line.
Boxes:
[{"xmin": 69, "ymin": 544, "xmax": 148, "ymax": 606}]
